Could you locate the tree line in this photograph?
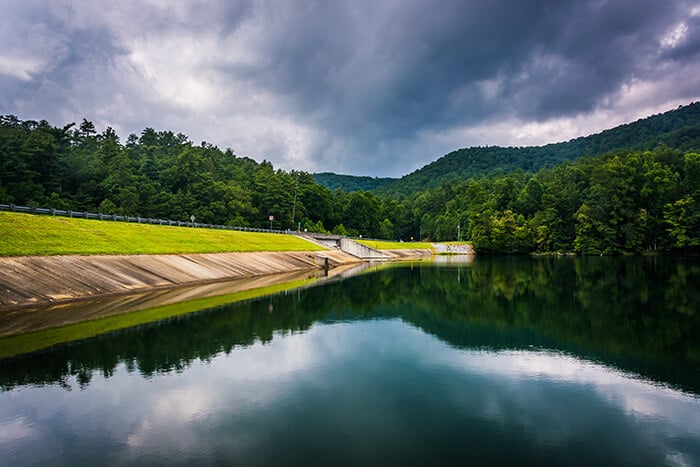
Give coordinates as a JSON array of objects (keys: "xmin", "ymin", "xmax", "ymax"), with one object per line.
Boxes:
[
  {"xmin": 0, "ymin": 115, "xmax": 406, "ymax": 238},
  {"xmin": 415, "ymin": 147, "xmax": 699, "ymax": 254},
  {"xmin": 0, "ymin": 114, "xmax": 698, "ymax": 253}
]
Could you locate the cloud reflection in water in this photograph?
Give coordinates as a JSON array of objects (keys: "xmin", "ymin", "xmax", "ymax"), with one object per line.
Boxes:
[{"xmin": 1, "ymin": 319, "xmax": 698, "ymax": 466}]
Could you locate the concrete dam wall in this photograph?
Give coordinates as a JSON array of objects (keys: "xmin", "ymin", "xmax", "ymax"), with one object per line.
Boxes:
[{"xmin": 0, "ymin": 250, "xmax": 361, "ymax": 310}]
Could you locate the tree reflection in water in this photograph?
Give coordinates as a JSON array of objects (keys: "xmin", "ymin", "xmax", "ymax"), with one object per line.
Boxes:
[{"xmin": 0, "ymin": 256, "xmax": 698, "ymax": 393}]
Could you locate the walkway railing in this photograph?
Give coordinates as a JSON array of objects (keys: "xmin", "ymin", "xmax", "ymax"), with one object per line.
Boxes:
[{"xmin": 0, "ymin": 203, "xmax": 296, "ymax": 235}]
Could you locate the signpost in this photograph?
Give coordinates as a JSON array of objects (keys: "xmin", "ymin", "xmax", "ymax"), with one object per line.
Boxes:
[{"xmin": 269, "ymin": 215, "xmax": 274, "ymax": 230}]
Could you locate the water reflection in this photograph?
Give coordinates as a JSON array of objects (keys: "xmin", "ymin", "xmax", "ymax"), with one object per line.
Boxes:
[
  {"xmin": 1, "ymin": 256, "xmax": 698, "ymax": 392},
  {"xmin": 0, "ymin": 256, "xmax": 698, "ymax": 465},
  {"xmin": 1, "ymin": 320, "xmax": 698, "ymax": 466}
]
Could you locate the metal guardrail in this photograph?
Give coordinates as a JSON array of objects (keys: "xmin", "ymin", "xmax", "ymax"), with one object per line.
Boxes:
[{"xmin": 0, "ymin": 203, "xmax": 297, "ymax": 235}]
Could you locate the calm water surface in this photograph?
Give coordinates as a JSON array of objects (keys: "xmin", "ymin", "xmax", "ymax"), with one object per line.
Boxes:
[{"xmin": 1, "ymin": 256, "xmax": 699, "ymax": 466}]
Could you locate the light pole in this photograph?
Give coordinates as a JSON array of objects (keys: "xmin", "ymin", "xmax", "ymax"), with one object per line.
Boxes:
[{"xmin": 457, "ymin": 222, "xmax": 460, "ymax": 242}]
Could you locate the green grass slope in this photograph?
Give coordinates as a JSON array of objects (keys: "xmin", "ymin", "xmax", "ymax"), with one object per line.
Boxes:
[{"xmin": 0, "ymin": 212, "xmax": 323, "ymax": 256}]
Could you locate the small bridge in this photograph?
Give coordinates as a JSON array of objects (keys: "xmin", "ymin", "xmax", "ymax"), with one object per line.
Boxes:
[{"xmin": 302, "ymin": 233, "xmax": 391, "ymax": 260}]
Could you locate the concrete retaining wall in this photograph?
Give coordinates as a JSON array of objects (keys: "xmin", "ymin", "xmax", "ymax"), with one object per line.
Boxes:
[
  {"xmin": 382, "ymin": 249, "xmax": 434, "ymax": 259},
  {"xmin": 431, "ymin": 243, "xmax": 475, "ymax": 254},
  {"xmin": 339, "ymin": 238, "xmax": 392, "ymax": 259},
  {"xmin": 0, "ymin": 250, "xmax": 360, "ymax": 310}
]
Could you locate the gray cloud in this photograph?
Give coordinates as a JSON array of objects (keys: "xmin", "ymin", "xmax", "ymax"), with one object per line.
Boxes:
[{"xmin": 1, "ymin": 0, "xmax": 699, "ymax": 176}]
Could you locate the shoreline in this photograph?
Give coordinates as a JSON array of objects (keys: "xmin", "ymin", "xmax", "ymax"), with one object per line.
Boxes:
[
  {"xmin": 0, "ymin": 250, "xmax": 430, "ymax": 358},
  {"xmin": 0, "ymin": 250, "xmax": 367, "ymax": 312},
  {"xmin": 0, "ymin": 248, "xmax": 437, "ymax": 312}
]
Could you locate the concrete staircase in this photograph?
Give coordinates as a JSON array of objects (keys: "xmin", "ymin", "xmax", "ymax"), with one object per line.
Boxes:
[
  {"xmin": 339, "ymin": 238, "xmax": 392, "ymax": 260},
  {"xmin": 299, "ymin": 233, "xmax": 392, "ymax": 260}
]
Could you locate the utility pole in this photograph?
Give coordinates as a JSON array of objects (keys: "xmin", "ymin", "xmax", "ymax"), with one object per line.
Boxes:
[{"xmin": 291, "ymin": 171, "xmax": 298, "ymax": 231}]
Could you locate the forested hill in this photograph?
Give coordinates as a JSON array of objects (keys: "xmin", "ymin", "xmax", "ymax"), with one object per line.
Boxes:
[
  {"xmin": 1, "ymin": 109, "xmax": 698, "ymax": 254},
  {"xmin": 313, "ymin": 172, "xmax": 396, "ymax": 192},
  {"xmin": 376, "ymin": 102, "xmax": 700, "ymax": 197}
]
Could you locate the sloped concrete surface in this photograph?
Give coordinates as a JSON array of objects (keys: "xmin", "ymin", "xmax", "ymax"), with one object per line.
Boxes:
[
  {"xmin": 0, "ymin": 262, "xmax": 369, "ymax": 339},
  {"xmin": 0, "ymin": 250, "xmax": 360, "ymax": 310},
  {"xmin": 382, "ymin": 249, "xmax": 434, "ymax": 259}
]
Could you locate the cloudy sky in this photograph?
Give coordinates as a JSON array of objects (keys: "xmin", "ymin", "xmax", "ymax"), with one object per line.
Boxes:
[{"xmin": 2, "ymin": 0, "xmax": 700, "ymax": 177}]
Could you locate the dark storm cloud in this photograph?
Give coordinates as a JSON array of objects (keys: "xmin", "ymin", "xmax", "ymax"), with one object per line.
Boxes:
[
  {"xmin": 1, "ymin": 0, "xmax": 699, "ymax": 176},
  {"xmin": 0, "ymin": 2, "xmax": 129, "ymax": 126},
  {"xmin": 254, "ymin": 0, "xmax": 689, "ymax": 124},
  {"xmin": 212, "ymin": 0, "xmax": 699, "ymax": 174}
]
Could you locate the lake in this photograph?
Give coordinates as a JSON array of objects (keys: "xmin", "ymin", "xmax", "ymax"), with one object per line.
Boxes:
[{"xmin": 1, "ymin": 256, "xmax": 698, "ymax": 466}]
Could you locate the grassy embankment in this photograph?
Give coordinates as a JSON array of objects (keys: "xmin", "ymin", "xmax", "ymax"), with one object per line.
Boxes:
[
  {"xmin": 0, "ymin": 212, "xmax": 328, "ymax": 357},
  {"xmin": 0, "ymin": 212, "xmax": 323, "ymax": 256},
  {"xmin": 0, "ymin": 214, "xmax": 457, "ymax": 357},
  {"xmin": 0, "ymin": 212, "xmax": 325, "ymax": 355}
]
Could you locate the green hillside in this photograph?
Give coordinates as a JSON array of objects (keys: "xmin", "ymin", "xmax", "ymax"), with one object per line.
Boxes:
[
  {"xmin": 313, "ymin": 172, "xmax": 396, "ymax": 192},
  {"xmin": 377, "ymin": 102, "xmax": 700, "ymax": 196}
]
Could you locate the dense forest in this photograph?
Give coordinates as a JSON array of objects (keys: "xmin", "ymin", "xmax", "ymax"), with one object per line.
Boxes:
[
  {"xmin": 415, "ymin": 147, "xmax": 699, "ymax": 254},
  {"xmin": 1, "ymin": 105, "xmax": 699, "ymax": 254},
  {"xmin": 313, "ymin": 172, "xmax": 396, "ymax": 193}
]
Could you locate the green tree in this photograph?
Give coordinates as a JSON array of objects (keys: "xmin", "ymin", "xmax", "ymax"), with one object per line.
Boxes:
[
  {"xmin": 343, "ymin": 191, "xmax": 382, "ymax": 237},
  {"xmin": 664, "ymin": 197, "xmax": 700, "ymax": 252}
]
